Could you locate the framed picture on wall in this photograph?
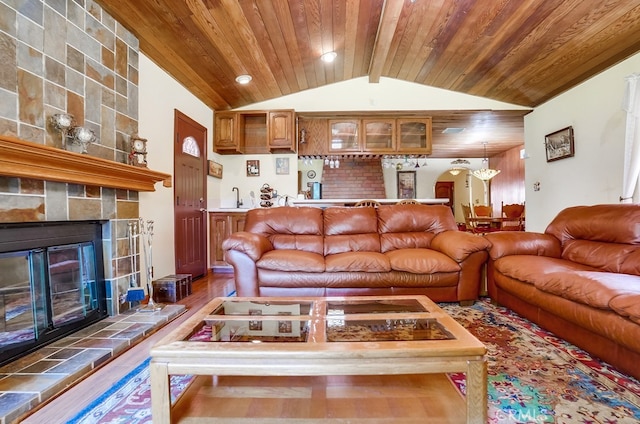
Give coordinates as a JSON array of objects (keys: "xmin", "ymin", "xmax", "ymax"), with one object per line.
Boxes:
[
  {"xmin": 207, "ymin": 160, "xmax": 223, "ymax": 178},
  {"xmin": 247, "ymin": 160, "xmax": 260, "ymax": 176},
  {"xmin": 397, "ymin": 171, "xmax": 416, "ymax": 199},
  {"xmin": 544, "ymin": 126, "xmax": 574, "ymax": 162},
  {"xmin": 275, "ymin": 157, "xmax": 289, "ymax": 175}
]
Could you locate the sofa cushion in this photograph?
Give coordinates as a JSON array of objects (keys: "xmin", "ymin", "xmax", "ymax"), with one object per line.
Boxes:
[
  {"xmin": 257, "ymin": 250, "xmax": 325, "ymax": 272},
  {"xmin": 324, "ymin": 207, "xmax": 381, "ymax": 255},
  {"xmin": 385, "ymin": 248, "xmax": 460, "ymax": 274},
  {"xmin": 380, "ymin": 232, "xmax": 435, "ymax": 252},
  {"xmin": 269, "ymin": 234, "xmax": 326, "ymax": 256},
  {"xmin": 534, "ymin": 271, "xmax": 640, "ymax": 309},
  {"xmin": 494, "ymin": 256, "xmax": 597, "ymax": 285},
  {"xmin": 324, "ymin": 207, "xmax": 378, "ymax": 235},
  {"xmin": 324, "ymin": 234, "xmax": 382, "ymax": 256},
  {"xmin": 621, "ymin": 248, "xmax": 640, "ymax": 275},
  {"xmin": 243, "ymin": 207, "xmax": 325, "ymax": 255},
  {"xmin": 325, "ymin": 252, "xmax": 390, "ymax": 272},
  {"xmin": 378, "ymin": 204, "xmax": 456, "ymax": 253},
  {"xmin": 610, "ymin": 293, "xmax": 640, "ymax": 324},
  {"xmin": 377, "ymin": 205, "xmax": 457, "ymax": 243},
  {"xmin": 545, "ymin": 204, "xmax": 640, "ymax": 245},
  {"xmin": 561, "ymin": 239, "xmax": 639, "ymax": 273}
]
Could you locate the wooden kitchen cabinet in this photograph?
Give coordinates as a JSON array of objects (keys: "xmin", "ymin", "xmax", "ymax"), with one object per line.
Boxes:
[
  {"xmin": 209, "ymin": 211, "xmax": 246, "ymax": 268},
  {"xmin": 329, "ymin": 119, "xmax": 396, "ymax": 153},
  {"xmin": 298, "ymin": 113, "xmax": 432, "ymax": 156},
  {"xmin": 213, "ymin": 109, "xmax": 295, "ymax": 154},
  {"xmin": 363, "ymin": 119, "xmax": 396, "ymax": 152},
  {"xmin": 214, "ymin": 112, "xmax": 242, "ymax": 154},
  {"xmin": 268, "ymin": 110, "xmax": 295, "ymax": 151},
  {"xmin": 328, "ymin": 120, "xmax": 359, "ymax": 152},
  {"xmin": 241, "ymin": 113, "xmax": 269, "ymax": 154},
  {"xmin": 397, "ymin": 118, "xmax": 432, "ymax": 154}
]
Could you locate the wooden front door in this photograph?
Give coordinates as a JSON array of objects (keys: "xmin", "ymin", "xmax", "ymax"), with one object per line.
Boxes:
[{"xmin": 174, "ymin": 110, "xmax": 207, "ymax": 279}]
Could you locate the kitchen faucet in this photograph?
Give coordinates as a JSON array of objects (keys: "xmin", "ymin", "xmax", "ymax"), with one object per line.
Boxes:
[{"xmin": 232, "ymin": 186, "xmax": 242, "ymax": 208}]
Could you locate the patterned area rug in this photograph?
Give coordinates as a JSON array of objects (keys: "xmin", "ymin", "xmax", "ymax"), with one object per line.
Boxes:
[
  {"xmin": 68, "ymin": 299, "xmax": 640, "ymax": 423},
  {"xmin": 442, "ymin": 300, "xmax": 640, "ymax": 423}
]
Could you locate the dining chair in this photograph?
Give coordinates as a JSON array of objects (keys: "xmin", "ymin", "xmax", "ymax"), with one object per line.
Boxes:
[
  {"xmin": 461, "ymin": 204, "xmax": 477, "ymax": 233},
  {"xmin": 473, "ymin": 204, "xmax": 493, "ymax": 217},
  {"xmin": 396, "ymin": 199, "xmax": 420, "ymax": 205},
  {"xmin": 471, "ymin": 204, "xmax": 500, "ymax": 234},
  {"xmin": 354, "ymin": 199, "xmax": 381, "ymax": 207},
  {"xmin": 501, "ymin": 202, "xmax": 525, "ymax": 231}
]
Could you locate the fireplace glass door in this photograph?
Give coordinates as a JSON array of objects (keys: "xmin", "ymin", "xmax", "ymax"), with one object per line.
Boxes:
[
  {"xmin": 48, "ymin": 243, "xmax": 99, "ymax": 327},
  {"xmin": 0, "ymin": 242, "xmax": 100, "ymax": 360}
]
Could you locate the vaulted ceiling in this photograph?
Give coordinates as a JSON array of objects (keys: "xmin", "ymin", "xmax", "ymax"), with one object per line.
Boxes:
[{"xmin": 96, "ymin": 0, "xmax": 640, "ymax": 157}]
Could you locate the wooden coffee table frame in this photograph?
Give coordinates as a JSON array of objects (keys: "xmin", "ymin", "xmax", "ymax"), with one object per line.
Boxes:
[{"xmin": 150, "ymin": 295, "xmax": 487, "ymax": 423}]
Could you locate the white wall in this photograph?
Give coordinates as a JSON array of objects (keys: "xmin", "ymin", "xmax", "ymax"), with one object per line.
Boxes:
[
  {"xmin": 239, "ymin": 76, "xmax": 531, "ymax": 111},
  {"xmin": 523, "ymin": 52, "xmax": 640, "ymax": 231},
  {"xmin": 138, "ymin": 54, "xmax": 213, "ymax": 278},
  {"xmin": 212, "ymin": 154, "xmax": 299, "ymax": 209}
]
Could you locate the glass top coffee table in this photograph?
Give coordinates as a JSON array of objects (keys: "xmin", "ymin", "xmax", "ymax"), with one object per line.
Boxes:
[{"xmin": 150, "ymin": 295, "xmax": 487, "ymax": 423}]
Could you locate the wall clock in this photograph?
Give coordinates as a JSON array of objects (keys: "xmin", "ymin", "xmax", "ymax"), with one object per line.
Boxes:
[
  {"xmin": 307, "ymin": 170, "xmax": 316, "ymax": 179},
  {"xmin": 129, "ymin": 135, "xmax": 148, "ymax": 167}
]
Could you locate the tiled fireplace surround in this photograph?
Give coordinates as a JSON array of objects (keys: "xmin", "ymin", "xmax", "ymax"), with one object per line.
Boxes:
[
  {"xmin": 0, "ymin": 179, "xmax": 144, "ymax": 318},
  {"xmin": 0, "ymin": 4, "xmax": 176, "ymax": 421},
  {"xmin": 0, "ymin": 0, "xmax": 147, "ymax": 315}
]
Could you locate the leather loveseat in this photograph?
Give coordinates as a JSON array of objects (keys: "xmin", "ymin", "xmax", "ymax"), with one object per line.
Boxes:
[
  {"xmin": 484, "ymin": 204, "xmax": 640, "ymax": 380},
  {"xmin": 223, "ymin": 204, "xmax": 490, "ymax": 304}
]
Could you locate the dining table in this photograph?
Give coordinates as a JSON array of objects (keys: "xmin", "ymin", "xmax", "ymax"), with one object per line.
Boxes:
[{"xmin": 467, "ymin": 216, "xmax": 525, "ymax": 230}]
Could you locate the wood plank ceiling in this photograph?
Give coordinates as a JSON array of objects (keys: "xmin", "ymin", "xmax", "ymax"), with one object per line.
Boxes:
[{"xmin": 96, "ymin": 0, "xmax": 640, "ymax": 158}]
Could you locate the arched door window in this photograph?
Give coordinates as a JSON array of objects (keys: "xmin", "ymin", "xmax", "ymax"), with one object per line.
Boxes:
[{"xmin": 182, "ymin": 136, "xmax": 201, "ymax": 157}]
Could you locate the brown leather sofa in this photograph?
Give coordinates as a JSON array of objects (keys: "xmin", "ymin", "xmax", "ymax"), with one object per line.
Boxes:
[
  {"xmin": 223, "ymin": 204, "xmax": 490, "ymax": 304},
  {"xmin": 484, "ymin": 204, "xmax": 640, "ymax": 380}
]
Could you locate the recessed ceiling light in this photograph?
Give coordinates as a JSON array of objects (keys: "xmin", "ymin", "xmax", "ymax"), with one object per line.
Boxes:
[
  {"xmin": 235, "ymin": 74, "xmax": 252, "ymax": 84},
  {"xmin": 321, "ymin": 51, "xmax": 337, "ymax": 63},
  {"xmin": 442, "ymin": 127, "xmax": 465, "ymax": 134}
]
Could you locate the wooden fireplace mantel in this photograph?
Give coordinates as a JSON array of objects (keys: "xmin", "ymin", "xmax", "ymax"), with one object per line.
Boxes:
[{"xmin": 0, "ymin": 135, "xmax": 171, "ymax": 192}]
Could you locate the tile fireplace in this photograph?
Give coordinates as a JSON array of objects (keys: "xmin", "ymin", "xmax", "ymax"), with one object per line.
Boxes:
[{"xmin": 0, "ymin": 221, "xmax": 108, "ymax": 366}]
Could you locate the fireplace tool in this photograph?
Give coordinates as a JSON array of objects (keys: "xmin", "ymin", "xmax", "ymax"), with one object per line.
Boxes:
[
  {"xmin": 138, "ymin": 218, "xmax": 163, "ymax": 312},
  {"xmin": 125, "ymin": 220, "xmax": 145, "ymax": 305}
]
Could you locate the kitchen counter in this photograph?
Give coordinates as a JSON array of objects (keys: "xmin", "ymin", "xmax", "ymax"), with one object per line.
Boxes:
[
  {"xmin": 209, "ymin": 208, "xmax": 252, "ymax": 212},
  {"xmin": 209, "ymin": 198, "xmax": 449, "ymax": 212},
  {"xmin": 290, "ymin": 198, "xmax": 449, "ymax": 207}
]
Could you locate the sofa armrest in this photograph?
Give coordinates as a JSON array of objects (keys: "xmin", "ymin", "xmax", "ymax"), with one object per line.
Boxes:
[
  {"xmin": 483, "ymin": 232, "xmax": 562, "ymax": 260},
  {"xmin": 431, "ymin": 231, "xmax": 491, "ymax": 262},
  {"xmin": 222, "ymin": 232, "xmax": 274, "ymax": 262}
]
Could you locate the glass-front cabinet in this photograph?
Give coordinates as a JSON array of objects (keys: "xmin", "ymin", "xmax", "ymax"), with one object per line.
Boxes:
[
  {"xmin": 326, "ymin": 116, "xmax": 431, "ymax": 155},
  {"xmin": 363, "ymin": 119, "xmax": 396, "ymax": 152},
  {"xmin": 329, "ymin": 120, "xmax": 359, "ymax": 152},
  {"xmin": 397, "ymin": 118, "xmax": 432, "ymax": 153}
]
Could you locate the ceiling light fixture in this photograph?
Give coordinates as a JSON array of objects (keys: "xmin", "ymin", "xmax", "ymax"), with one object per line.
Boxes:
[
  {"xmin": 320, "ymin": 51, "xmax": 337, "ymax": 63},
  {"xmin": 235, "ymin": 74, "xmax": 252, "ymax": 84},
  {"xmin": 448, "ymin": 158, "xmax": 470, "ymax": 176},
  {"xmin": 471, "ymin": 142, "xmax": 500, "ymax": 181}
]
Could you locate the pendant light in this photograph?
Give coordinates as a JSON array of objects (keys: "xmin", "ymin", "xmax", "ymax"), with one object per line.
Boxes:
[
  {"xmin": 449, "ymin": 158, "xmax": 470, "ymax": 176},
  {"xmin": 471, "ymin": 142, "xmax": 500, "ymax": 181}
]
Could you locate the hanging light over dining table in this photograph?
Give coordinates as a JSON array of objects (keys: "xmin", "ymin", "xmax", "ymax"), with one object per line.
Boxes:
[{"xmin": 472, "ymin": 142, "xmax": 500, "ymax": 181}]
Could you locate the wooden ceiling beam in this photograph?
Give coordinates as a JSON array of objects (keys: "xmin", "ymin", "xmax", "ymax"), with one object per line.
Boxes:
[{"xmin": 368, "ymin": 0, "xmax": 404, "ymax": 83}]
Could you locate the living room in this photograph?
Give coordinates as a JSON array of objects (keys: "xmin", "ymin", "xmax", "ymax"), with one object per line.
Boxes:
[{"xmin": 1, "ymin": 1, "xmax": 640, "ymax": 422}]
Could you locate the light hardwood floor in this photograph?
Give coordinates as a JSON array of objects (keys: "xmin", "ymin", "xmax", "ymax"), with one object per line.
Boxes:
[{"xmin": 23, "ymin": 272, "xmax": 467, "ymax": 423}]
